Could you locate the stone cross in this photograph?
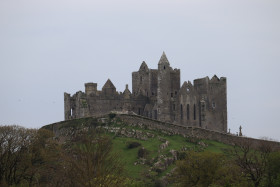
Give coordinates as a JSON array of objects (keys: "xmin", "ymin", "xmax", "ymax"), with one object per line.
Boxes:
[{"xmin": 239, "ymin": 126, "xmax": 243, "ymax": 136}]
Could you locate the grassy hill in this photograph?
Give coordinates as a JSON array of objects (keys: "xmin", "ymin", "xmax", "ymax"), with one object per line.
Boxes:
[{"xmin": 43, "ymin": 114, "xmax": 232, "ymax": 184}]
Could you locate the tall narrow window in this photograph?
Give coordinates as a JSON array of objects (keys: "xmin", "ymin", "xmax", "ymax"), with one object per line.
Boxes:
[
  {"xmin": 154, "ymin": 110, "xmax": 157, "ymax": 120},
  {"xmin": 194, "ymin": 104, "xmax": 196, "ymax": 120},
  {"xmin": 187, "ymin": 104, "xmax": 189, "ymax": 120},
  {"xmin": 173, "ymin": 104, "xmax": 176, "ymax": 111},
  {"xmin": 181, "ymin": 104, "xmax": 183, "ymax": 119},
  {"xmin": 138, "ymin": 108, "xmax": 141, "ymax": 115}
]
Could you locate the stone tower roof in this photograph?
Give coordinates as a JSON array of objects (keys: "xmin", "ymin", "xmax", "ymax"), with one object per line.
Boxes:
[
  {"xmin": 158, "ymin": 51, "xmax": 170, "ymax": 65},
  {"xmin": 102, "ymin": 79, "xmax": 116, "ymax": 89},
  {"xmin": 139, "ymin": 61, "xmax": 149, "ymax": 71}
]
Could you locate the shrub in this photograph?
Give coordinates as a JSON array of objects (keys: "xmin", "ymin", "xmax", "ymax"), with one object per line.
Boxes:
[
  {"xmin": 127, "ymin": 141, "xmax": 141, "ymax": 149},
  {"xmin": 138, "ymin": 147, "xmax": 149, "ymax": 158}
]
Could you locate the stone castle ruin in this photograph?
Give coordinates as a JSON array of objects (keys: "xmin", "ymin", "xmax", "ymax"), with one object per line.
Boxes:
[{"xmin": 64, "ymin": 52, "xmax": 227, "ymax": 133}]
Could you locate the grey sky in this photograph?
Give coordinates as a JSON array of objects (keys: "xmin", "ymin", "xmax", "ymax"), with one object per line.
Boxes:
[{"xmin": 0, "ymin": 0, "xmax": 280, "ymax": 140}]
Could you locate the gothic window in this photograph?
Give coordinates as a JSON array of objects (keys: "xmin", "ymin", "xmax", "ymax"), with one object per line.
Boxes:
[
  {"xmin": 194, "ymin": 104, "xmax": 196, "ymax": 120},
  {"xmin": 154, "ymin": 110, "xmax": 157, "ymax": 120},
  {"xmin": 175, "ymin": 91, "xmax": 177, "ymax": 95},
  {"xmin": 164, "ymin": 66, "xmax": 166, "ymax": 70},
  {"xmin": 173, "ymin": 104, "xmax": 176, "ymax": 110},
  {"xmin": 171, "ymin": 93, "xmax": 173, "ymax": 97},
  {"xmin": 187, "ymin": 104, "xmax": 189, "ymax": 120},
  {"xmin": 138, "ymin": 108, "xmax": 141, "ymax": 115},
  {"xmin": 187, "ymin": 88, "xmax": 190, "ymax": 92},
  {"xmin": 181, "ymin": 104, "xmax": 183, "ymax": 119}
]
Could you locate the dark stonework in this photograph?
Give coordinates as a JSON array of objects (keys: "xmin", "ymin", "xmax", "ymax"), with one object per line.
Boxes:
[{"xmin": 64, "ymin": 52, "xmax": 228, "ymax": 133}]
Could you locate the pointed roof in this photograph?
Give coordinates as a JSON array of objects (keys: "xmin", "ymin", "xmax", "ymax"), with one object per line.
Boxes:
[
  {"xmin": 211, "ymin": 75, "xmax": 220, "ymax": 82},
  {"xmin": 158, "ymin": 51, "xmax": 170, "ymax": 65},
  {"xmin": 123, "ymin": 84, "xmax": 131, "ymax": 95},
  {"xmin": 102, "ymin": 79, "xmax": 116, "ymax": 89},
  {"xmin": 139, "ymin": 61, "xmax": 149, "ymax": 71}
]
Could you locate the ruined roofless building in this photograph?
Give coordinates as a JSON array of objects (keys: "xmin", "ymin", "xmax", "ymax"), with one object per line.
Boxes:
[{"xmin": 64, "ymin": 52, "xmax": 227, "ymax": 133}]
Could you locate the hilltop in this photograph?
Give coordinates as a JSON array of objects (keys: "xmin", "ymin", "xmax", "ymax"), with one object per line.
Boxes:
[
  {"xmin": 42, "ymin": 113, "xmax": 280, "ymax": 186},
  {"xmin": 1, "ymin": 113, "xmax": 280, "ymax": 186}
]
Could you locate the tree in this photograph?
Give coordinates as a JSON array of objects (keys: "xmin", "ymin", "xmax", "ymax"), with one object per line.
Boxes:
[
  {"xmin": 231, "ymin": 139, "xmax": 273, "ymax": 187},
  {"xmin": 63, "ymin": 129, "xmax": 126, "ymax": 187},
  {"xmin": 171, "ymin": 151, "xmax": 224, "ymax": 186},
  {"xmin": 265, "ymin": 151, "xmax": 280, "ymax": 187},
  {"xmin": 0, "ymin": 125, "xmax": 36, "ymax": 186},
  {"xmin": 170, "ymin": 150, "xmax": 249, "ymax": 187}
]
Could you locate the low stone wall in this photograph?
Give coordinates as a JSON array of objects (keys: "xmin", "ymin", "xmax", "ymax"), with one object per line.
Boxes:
[{"xmin": 118, "ymin": 114, "xmax": 280, "ymax": 150}]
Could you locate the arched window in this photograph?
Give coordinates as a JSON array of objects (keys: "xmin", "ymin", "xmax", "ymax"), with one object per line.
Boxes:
[
  {"xmin": 187, "ymin": 104, "xmax": 189, "ymax": 120},
  {"xmin": 194, "ymin": 104, "xmax": 196, "ymax": 120},
  {"xmin": 181, "ymin": 104, "xmax": 183, "ymax": 119},
  {"xmin": 164, "ymin": 66, "xmax": 166, "ymax": 70}
]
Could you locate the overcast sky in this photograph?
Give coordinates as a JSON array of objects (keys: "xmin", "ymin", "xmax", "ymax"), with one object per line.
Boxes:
[{"xmin": 0, "ymin": 0, "xmax": 280, "ymax": 140}]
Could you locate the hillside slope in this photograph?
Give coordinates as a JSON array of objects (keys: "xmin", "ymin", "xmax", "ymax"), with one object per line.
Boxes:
[{"xmin": 43, "ymin": 114, "xmax": 234, "ymax": 184}]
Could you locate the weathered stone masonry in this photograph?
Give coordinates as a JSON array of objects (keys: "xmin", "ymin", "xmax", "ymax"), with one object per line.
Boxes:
[{"xmin": 64, "ymin": 52, "xmax": 227, "ymax": 133}]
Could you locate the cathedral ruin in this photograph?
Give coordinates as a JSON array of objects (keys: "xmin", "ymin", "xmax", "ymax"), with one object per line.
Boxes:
[{"xmin": 64, "ymin": 52, "xmax": 227, "ymax": 133}]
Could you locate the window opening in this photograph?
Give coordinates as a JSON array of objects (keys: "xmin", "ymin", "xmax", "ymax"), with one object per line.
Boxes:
[
  {"xmin": 154, "ymin": 110, "xmax": 157, "ymax": 120},
  {"xmin": 181, "ymin": 104, "xmax": 183, "ymax": 119},
  {"xmin": 187, "ymin": 104, "xmax": 189, "ymax": 120},
  {"xmin": 194, "ymin": 104, "xmax": 196, "ymax": 120}
]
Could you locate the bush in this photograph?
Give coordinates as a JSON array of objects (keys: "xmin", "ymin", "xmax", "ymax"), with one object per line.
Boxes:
[
  {"xmin": 138, "ymin": 147, "xmax": 149, "ymax": 158},
  {"xmin": 127, "ymin": 141, "xmax": 141, "ymax": 149}
]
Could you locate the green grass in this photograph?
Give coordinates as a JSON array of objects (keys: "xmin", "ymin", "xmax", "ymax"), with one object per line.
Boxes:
[
  {"xmin": 203, "ymin": 139, "xmax": 233, "ymax": 153},
  {"xmin": 45, "ymin": 115, "xmax": 233, "ymax": 181}
]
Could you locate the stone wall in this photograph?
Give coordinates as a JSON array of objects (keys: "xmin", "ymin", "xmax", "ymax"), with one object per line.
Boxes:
[{"xmin": 117, "ymin": 114, "xmax": 280, "ymax": 150}]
